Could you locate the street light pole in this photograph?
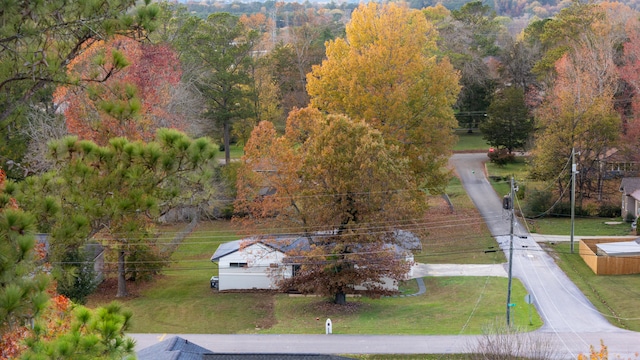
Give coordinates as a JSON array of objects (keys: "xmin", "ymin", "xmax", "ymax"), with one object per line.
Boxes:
[{"xmin": 506, "ymin": 176, "xmax": 515, "ymax": 326}]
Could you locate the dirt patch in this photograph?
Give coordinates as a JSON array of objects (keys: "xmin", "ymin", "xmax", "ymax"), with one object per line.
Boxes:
[
  {"xmin": 306, "ymin": 300, "xmax": 368, "ymax": 316},
  {"xmin": 539, "ymin": 243, "xmax": 560, "ymax": 261},
  {"xmin": 85, "ymin": 276, "xmax": 164, "ymax": 307},
  {"xmin": 253, "ymin": 294, "xmax": 277, "ymax": 330}
]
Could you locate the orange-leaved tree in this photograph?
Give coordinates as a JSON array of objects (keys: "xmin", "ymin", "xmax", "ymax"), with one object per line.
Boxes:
[
  {"xmin": 235, "ymin": 108, "xmax": 427, "ymax": 304},
  {"xmin": 54, "ymin": 36, "xmax": 185, "ymax": 145},
  {"xmin": 530, "ymin": 3, "xmax": 622, "ymax": 200},
  {"xmin": 617, "ymin": 15, "xmax": 640, "ymax": 162}
]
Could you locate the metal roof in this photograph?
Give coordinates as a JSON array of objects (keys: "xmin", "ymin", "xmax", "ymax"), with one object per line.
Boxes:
[
  {"xmin": 210, "ymin": 239, "xmax": 245, "ymax": 261},
  {"xmin": 596, "ymin": 239, "xmax": 640, "ymax": 257}
]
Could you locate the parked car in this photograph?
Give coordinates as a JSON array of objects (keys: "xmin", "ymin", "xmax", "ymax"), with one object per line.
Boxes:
[{"xmin": 210, "ymin": 276, "xmax": 219, "ymax": 289}]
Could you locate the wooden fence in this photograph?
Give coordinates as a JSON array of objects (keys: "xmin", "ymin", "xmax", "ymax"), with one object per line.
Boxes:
[{"xmin": 579, "ymin": 238, "xmax": 640, "ymax": 275}]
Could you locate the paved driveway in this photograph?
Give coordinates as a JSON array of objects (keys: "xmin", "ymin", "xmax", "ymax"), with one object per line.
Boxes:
[{"xmin": 411, "ymin": 263, "xmax": 507, "ymax": 277}]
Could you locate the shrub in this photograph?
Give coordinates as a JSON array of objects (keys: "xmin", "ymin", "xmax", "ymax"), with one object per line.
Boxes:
[
  {"xmin": 598, "ymin": 204, "xmax": 621, "ymax": 218},
  {"xmin": 488, "ymin": 148, "xmax": 515, "ymax": 166},
  {"xmin": 522, "ymin": 189, "xmax": 553, "ymax": 218},
  {"xmin": 55, "ymin": 249, "xmax": 99, "ymax": 304}
]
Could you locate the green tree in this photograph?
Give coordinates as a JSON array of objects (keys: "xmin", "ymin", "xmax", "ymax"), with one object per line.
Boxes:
[
  {"xmin": 54, "ymin": 248, "xmax": 99, "ymax": 305},
  {"xmin": 17, "ymin": 130, "xmax": 217, "ymax": 298},
  {"xmin": 307, "ymin": 2, "xmax": 460, "ymax": 192},
  {"xmin": 0, "ymin": 169, "xmax": 50, "ymax": 358},
  {"xmin": 0, "ymin": 206, "xmax": 48, "ymax": 334},
  {"xmin": 530, "ymin": 2, "xmax": 603, "ymax": 85},
  {"xmin": 428, "ymin": 1, "xmax": 504, "ymax": 130},
  {"xmin": 480, "ymin": 87, "xmax": 532, "ymax": 155},
  {"xmin": 236, "ymin": 108, "xmax": 426, "ymax": 305},
  {"xmin": 21, "ymin": 302, "xmax": 135, "ymax": 360},
  {"xmin": 175, "ymin": 13, "xmax": 259, "ymax": 164},
  {"xmin": 0, "ymin": 0, "xmax": 159, "ymax": 178}
]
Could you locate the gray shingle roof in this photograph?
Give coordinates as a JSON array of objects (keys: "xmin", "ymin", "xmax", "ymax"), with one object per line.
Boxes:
[
  {"xmin": 211, "ymin": 231, "xmax": 418, "ymax": 263},
  {"xmin": 137, "ymin": 336, "xmax": 214, "ymax": 360},
  {"xmin": 620, "ymin": 177, "xmax": 640, "ymax": 194},
  {"xmin": 202, "ymin": 354, "xmax": 353, "ymax": 359},
  {"xmin": 136, "ymin": 337, "xmax": 354, "ymax": 360}
]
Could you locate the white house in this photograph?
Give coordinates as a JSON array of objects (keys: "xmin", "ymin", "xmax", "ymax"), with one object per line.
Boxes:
[
  {"xmin": 210, "ymin": 235, "xmax": 303, "ymax": 291},
  {"xmin": 210, "ymin": 231, "xmax": 419, "ymax": 292}
]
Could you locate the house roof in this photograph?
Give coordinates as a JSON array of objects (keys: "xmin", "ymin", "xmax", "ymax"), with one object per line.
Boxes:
[
  {"xmin": 137, "ymin": 336, "xmax": 214, "ymax": 360},
  {"xmin": 202, "ymin": 354, "xmax": 354, "ymax": 359},
  {"xmin": 136, "ymin": 336, "xmax": 354, "ymax": 360},
  {"xmin": 211, "ymin": 231, "xmax": 419, "ymax": 263},
  {"xmin": 210, "ymin": 235, "xmax": 308, "ymax": 262},
  {"xmin": 596, "ymin": 238, "xmax": 640, "ymax": 257},
  {"xmin": 620, "ymin": 177, "xmax": 640, "ymax": 195},
  {"xmin": 210, "ymin": 239, "xmax": 245, "ymax": 261}
]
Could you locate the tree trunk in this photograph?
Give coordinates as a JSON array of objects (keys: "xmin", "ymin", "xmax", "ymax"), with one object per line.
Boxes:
[
  {"xmin": 224, "ymin": 121, "xmax": 231, "ymax": 165},
  {"xmin": 334, "ymin": 290, "xmax": 346, "ymax": 305},
  {"xmin": 116, "ymin": 250, "xmax": 128, "ymax": 298}
]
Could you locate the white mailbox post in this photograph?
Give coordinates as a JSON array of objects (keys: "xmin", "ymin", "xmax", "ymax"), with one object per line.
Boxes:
[{"xmin": 325, "ymin": 318, "xmax": 332, "ymax": 334}]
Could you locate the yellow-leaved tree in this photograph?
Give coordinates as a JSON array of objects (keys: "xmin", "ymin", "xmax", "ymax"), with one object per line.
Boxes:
[{"xmin": 306, "ymin": 2, "xmax": 460, "ymax": 192}]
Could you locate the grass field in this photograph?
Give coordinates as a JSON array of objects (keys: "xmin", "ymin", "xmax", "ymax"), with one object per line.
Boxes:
[
  {"xmin": 89, "ymin": 212, "xmax": 536, "ymax": 335},
  {"xmin": 526, "ymin": 216, "xmax": 633, "ymax": 236},
  {"xmin": 216, "ymin": 143, "xmax": 244, "ymax": 160},
  {"xmin": 453, "ymin": 129, "xmax": 490, "ymax": 152}
]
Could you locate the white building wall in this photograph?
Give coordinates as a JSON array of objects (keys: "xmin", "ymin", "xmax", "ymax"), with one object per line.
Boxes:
[{"xmin": 217, "ymin": 243, "xmax": 293, "ymax": 291}]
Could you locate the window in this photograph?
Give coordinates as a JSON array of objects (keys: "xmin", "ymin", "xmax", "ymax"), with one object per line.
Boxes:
[{"xmin": 230, "ymin": 262, "xmax": 247, "ymax": 268}]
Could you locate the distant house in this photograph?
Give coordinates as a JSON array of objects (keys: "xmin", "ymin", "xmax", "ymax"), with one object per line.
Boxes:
[
  {"xmin": 210, "ymin": 231, "xmax": 420, "ymax": 292},
  {"xmin": 620, "ymin": 177, "xmax": 640, "ymax": 221}
]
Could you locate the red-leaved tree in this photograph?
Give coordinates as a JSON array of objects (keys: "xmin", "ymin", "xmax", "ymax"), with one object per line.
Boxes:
[{"xmin": 54, "ymin": 36, "xmax": 185, "ymax": 145}]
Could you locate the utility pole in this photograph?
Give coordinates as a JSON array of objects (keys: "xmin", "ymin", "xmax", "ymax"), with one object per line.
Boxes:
[
  {"xmin": 571, "ymin": 148, "xmax": 577, "ymax": 254},
  {"xmin": 506, "ymin": 176, "xmax": 515, "ymax": 326}
]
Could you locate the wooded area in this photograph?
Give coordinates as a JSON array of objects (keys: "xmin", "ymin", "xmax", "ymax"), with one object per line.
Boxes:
[{"xmin": 4, "ymin": 0, "xmax": 640, "ymax": 356}]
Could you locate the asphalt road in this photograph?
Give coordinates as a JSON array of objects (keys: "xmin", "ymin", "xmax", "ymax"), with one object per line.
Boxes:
[
  {"xmin": 130, "ymin": 153, "xmax": 640, "ymax": 359},
  {"xmin": 449, "ymin": 152, "xmax": 639, "ymax": 357}
]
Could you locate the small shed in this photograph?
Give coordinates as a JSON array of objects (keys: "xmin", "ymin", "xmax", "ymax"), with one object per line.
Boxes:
[{"xmin": 580, "ymin": 238, "xmax": 640, "ymax": 275}]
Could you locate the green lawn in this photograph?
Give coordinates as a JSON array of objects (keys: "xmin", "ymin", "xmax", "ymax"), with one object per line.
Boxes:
[
  {"xmin": 89, "ymin": 220, "xmax": 538, "ymax": 335},
  {"xmin": 216, "ymin": 143, "xmax": 244, "ymax": 160},
  {"xmin": 453, "ymin": 129, "xmax": 491, "ymax": 152},
  {"xmin": 544, "ymin": 243, "xmax": 640, "ymax": 332},
  {"xmin": 526, "ymin": 217, "xmax": 633, "ymax": 236},
  {"xmin": 258, "ymin": 277, "xmax": 539, "ymax": 335}
]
